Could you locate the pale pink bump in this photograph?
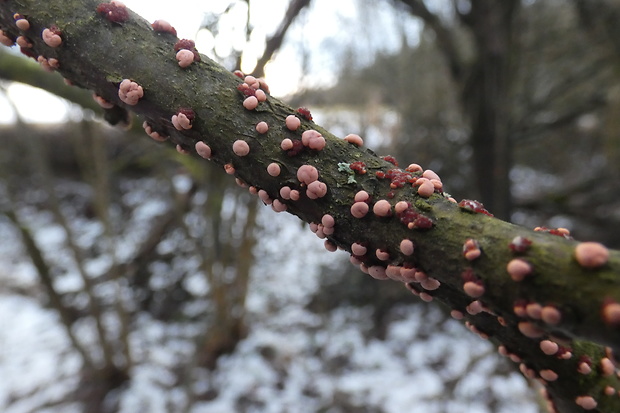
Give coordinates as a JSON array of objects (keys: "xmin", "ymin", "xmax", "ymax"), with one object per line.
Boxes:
[
  {"xmin": 463, "ymin": 281, "xmax": 485, "ymax": 298},
  {"xmin": 604, "ymin": 386, "xmax": 616, "ymax": 396},
  {"xmin": 354, "ymin": 190, "xmax": 370, "ymax": 202},
  {"xmin": 602, "ymin": 302, "xmax": 620, "ymax": 325},
  {"xmin": 195, "ymin": 141, "xmax": 212, "ymax": 159},
  {"xmin": 376, "ymin": 249, "xmax": 390, "ymax": 261},
  {"xmin": 344, "ymin": 133, "xmax": 363, "ymax": 147},
  {"xmin": 422, "ymin": 169, "xmax": 440, "ymax": 181},
  {"xmin": 258, "ymin": 189, "xmax": 272, "ymax": 205},
  {"xmin": 350, "ymin": 202, "xmax": 369, "ymax": 218},
  {"xmin": 541, "ymin": 306, "xmax": 561, "ymax": 325},
  {"xmin": 232, "ymin": 140, "xmax": 250, "ymax": 156},
  {"xmin": 281, "ymin": 138, "xmax": 294, "ymax": 150},
  {"xmin": 575, "ymin": 242, "xmax": 609, "ymax": 268},
  {"xmin": 373, "ymin": 200, "xmax": 392, "ymax": 217},
  {"xmin": 368, "ymin": 266, "xmax": 388, "ymax": 280},
  {"xmin": 301, "ymin": 129, "xmax": 322, "ymax": 146},
  {"xmin": 176, "ymin": 144, "xmax": 189, "ymax": 155},
  {"xmin": 290, "ymin": 190, "xmax": 300, "ymax": 201},
  {"xmin": 324, "ymin": 240, "xmax": 337, "ymax": 252},
  {"xmin": 272, "ymin": 199, "xmax": 287, "ymax": 212},
  {"xmin": 285, "ymin": 115, "xmax": 301, "ymax": 131},
  {"xmin": 118, "ymin": 79, "xmax": 143, "ymax": 105},
  {"xmin": 395, "ymin": 201, "xmax": 409, "ymax": 214},
  {"xmin": 525, "ymin": 303, "xmax": 542, "ymax": 319},
  {"xmin": 321, "ymin": 214, "xmax": 335, "ymax": 228},
  {"xmin": 0, "ymin": 30, "xmax": 14, "ymax": 47},
  {"xmin": 540, "ymin": 340, "xmax": 559, "ymax": 355},
  {"xmin": 518, "ymin": 321, "xmax": 544, "ymax": 338},
  {"xmin": 256, "ymin": 121, "xmax": 269, "ymax": 134},
  {"xmin": 600, "ymin": 358, "xmax": 615, "ymax": 376},
  {"xmin": 306, "ymin": 181, "xmax": 327, "ymax": 199},
  {"xmin": 400, "ymin": 267, "xmax": 416, "ymax": 282},
  {"xmin": 279, "ymin": 186, "xmax": 292, "ymax": 200},
  {"xmin": 451, "ymin": 310, "xmax": 464, "ymax": 320},
  {"xmin": 417, "ymin": 180, "xmax": 435, "ymax": 198},
  {"xmin": 419, "ymin": 292, "xmax": 433, "ymax": 302},
  {"xmin": 94, "ymin": 93, "xmax": 114, "ymax": 109},
  {"xmin": 421, "ymin": 277, "xmax": 440, "ymax": 291},
  {"xmin": 400, "ymin": 239, "xmax": 414, "ymax": 256},
  {"xmin": 267, "ymin": 163, "xmax": 281, "ymax": 177},
  {"xmin": 507, "ymin": 258, "xmax": 532, "ymax": 281},
  {"xmin": 296, "ymin": 165, "xmax": 319, "ymax": 184},
  {"xmin": 224, "ymin": 163, "xmax": 235, "ymax": 175},
  {"xmin": 407, "ymin": 163, "xmax": 423, "ymax": 172},
  {"xmin": 575, "ymin": 396, "xmax": 597, "ymax": 410},
  {"xmin": 255, "ymin": 89, "xmax": 267, "ymax": 102},
  {"xmin": 386, "ymin": 265, "xmax": 402, "ymax": 281},
  {"xmin": 42, "ymin": 28, "xmax": 62, "ymax": 47},
  {"xmin": 351, "ymin": 243, "xmax": 367, "ymax": 256},
  {"xmin": 15, "ymin": 18, "xmax": 30, "ymax": 31},
  {"xmin": 243, "ymin": 96, "xmax": 259, "ymax": 110},
  {"xmin": 176, "ymin": 49, "xmax": 195, "ymax": 68}
]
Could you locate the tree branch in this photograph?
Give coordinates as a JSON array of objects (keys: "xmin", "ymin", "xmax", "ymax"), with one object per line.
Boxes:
[{"xmin": 1, "ymin": 1, "xmax": 620, "ymax": 411}]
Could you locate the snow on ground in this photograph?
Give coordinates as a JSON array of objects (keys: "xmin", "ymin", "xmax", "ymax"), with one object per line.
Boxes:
[{"xmin": 0, "ymin": 200, "xmax": 538, "ymax": 413}]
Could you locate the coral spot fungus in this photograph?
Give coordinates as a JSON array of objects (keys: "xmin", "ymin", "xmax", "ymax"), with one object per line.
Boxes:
[
  {"xmin": 395, "ymin": 202, "xmax": 433, "ymax": 230},
  {"xmin": 296, "ymin": 107, "xmax": 312, "ymax": 121},
  {"xmin": 344, "ymin": 134, "xmax": 363, "ymax": 147},
  {"xmin": 171, "ymin": 108, "xmax": 195, "ymax": 130},
  {"xmin": 232, "ymin": 140, "xmax": 250, "ymax": 156},
  {"xmin": 285, "ymin": 115, "xmax": 301, "ymax": 131},
  {"xmin": 349, "ymin": 162, "xmax": 366, "ymax": 174},
  {"xmin": 509, "ymin": 236, "xmax": 532, "ymax": 253},
  {"xmin": 507, "ymin": 258, "xmax": 532, "ymax": 281},
  {"xmin": 97, "ymin": 1, "xmax": 130, "ymax": 23},
  {"xmin": 458, "ymin": 199, "xmax": 493, "ymax": 216}
]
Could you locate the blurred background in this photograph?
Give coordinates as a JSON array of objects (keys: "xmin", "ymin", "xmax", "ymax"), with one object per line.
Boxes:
[{"xmin": 1, "ymin": 0, "xmax": 619, "ymax": 412}]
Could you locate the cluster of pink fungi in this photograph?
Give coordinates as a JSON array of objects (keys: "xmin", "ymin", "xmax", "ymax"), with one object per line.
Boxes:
[{"xmin": 1, "ymin": 3, "xmax": 617, "ymax": 410}]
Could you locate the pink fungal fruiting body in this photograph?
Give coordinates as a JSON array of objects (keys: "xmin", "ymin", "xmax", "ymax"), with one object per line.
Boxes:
[
  {"xmin": 118, "ymin": 79, "xmax": 143, "ymax": 105},
  {"xmin": 296, "ymin": 165, "xmax": 319, "ymax": 185},
  {"xmin": 42, "ymin": 26, "xmax": 62, "ymax": 48},
  {"xmin": 458, "ymin": 199, "xmax": 494, "ymax": 216},
  {"xmin": 306, "ymin": 181, "xmax": 327, "ymax": 199},
  {"xmin": 195, "ymin": 141, "xmax": 212, "ymax": 159},
  {"xmin": 96, "ymin": 1, "xmax": 130, "ymax": 23},
  {"xmin": 373, "ymin": 200, "xmax": 392, "ymax": 217},
  {"xmin": 399, "ymin": 239, "xmax": 414, "ymax": 256},
  {"xmin": 351, "ymin": 201, "xmax": 369, "ymax": 218},
  {"xmin": 344, "ymin": 134, "xmax": 363, "ymax": 147},
  {"xmin": 285, "ymin": 115, "xmax": 301, "ymax": 131},
  {"xmin": 301, "ymin": 130, "xmax": 326, "ymax": 151},
  {"xmin": 93, "ymin": 93, "xmax": 114, "ymax": 109},
  {"xmin": 171, "ymin": 108, "xmax": 195, "ymax": 130},
  {"xmin": 0, "ymin": 30, "xmax": 14, "ymax": 47},
  {"xmin": 243, "ymin": 96, "xmax": 259, "ymax": 110},
  {"xmin": 267, "ymin": 163, "xmax": 281, "ymax": 177},
  {"xmin": 463, "ymin": 238, "xmax": 481, "ymax": 261},
  {"xmin": 507, "ymin": 258, "xmax": 532, "ymax": 281},
  {"xmin": 15, "ymin": 17, "xmax": 30, "ymax": 31},
  {"xmin": 176, "ymin": 49, "xmax": 195, "ymax": 68},
  {"xmin": 256, "ymin": 121, "xmax": 269, "ymax": 134},
  {"xmin": 232, "ymin": 140, "xmax": 250, "ymax": 156},
  {"xmin": 574, "ymin": 242, "xmax": 609, "ymax": 269}
]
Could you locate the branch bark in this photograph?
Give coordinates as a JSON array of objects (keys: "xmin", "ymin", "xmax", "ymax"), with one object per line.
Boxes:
[{"xmin": 1, "ymin": 1, "xmax": 620, "ymax": 411}]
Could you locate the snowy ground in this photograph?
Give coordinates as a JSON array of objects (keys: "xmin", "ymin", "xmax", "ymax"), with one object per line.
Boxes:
[{"xmin": 0, "ymin": 204, "xmax": 539, "ymax": 413}]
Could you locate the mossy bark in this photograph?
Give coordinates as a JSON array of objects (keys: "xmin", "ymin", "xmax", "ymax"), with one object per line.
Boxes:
[{"xmin": 1, "ymin": 1, "xmax": 620, "ymax": 411}]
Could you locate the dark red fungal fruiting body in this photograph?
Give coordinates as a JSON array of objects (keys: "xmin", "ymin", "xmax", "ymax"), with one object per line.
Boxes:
[
  {"xmin": 233, "ymin": 70, "xmax": 244, "ymax": 79},
  {"xmin": 174, "ymin": 39, "xmax": 201, "ymax": 62},
  {"xmin": 177, "ymin": 107, "xmax": 195, "ymax": 122},
  {"xmin": 20, "ymin": 46, "xmax": 36, "ymax": 59},
  {"xmin": 48, "ymin": 24, "xmax": 62, "ymax": 36},
  {"xmin": 461, "ymin": 267, "xmax": 476, "ymax": 283},
  {"xmin": 237, "ymin": 83, "xmax": 256, "ymax": 97},
  {"xmin": 349, "ymin": 161, "xmax": 367, "ymax": 174},
  {"xmin": 382, "ymin": 155, "xmax": 399, "ymax": 167},
  {"xmin": 376, "ymin": 168, "xmax": 416, "ymax": 189},
  {"xmin": 96, "ymin": 2, "xmax": 130, "ymax": 23},
  {"xmin": 458, "ymin": 199, "xmax": 494, "ymax": 217},
  {"xmin": 395, "ymin": 202, "xmax": 433, "ymax": 230},
  {"xmin": 509, "ymin": 236, "xmax": 532, "ymax": 253},
  {"xmin": 296, "ymin": 107, "xmax": 312, "ymax": 121},
  {"xmin": 286, "ymin": 140, "xmax": 304, "ymax": 157}
]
